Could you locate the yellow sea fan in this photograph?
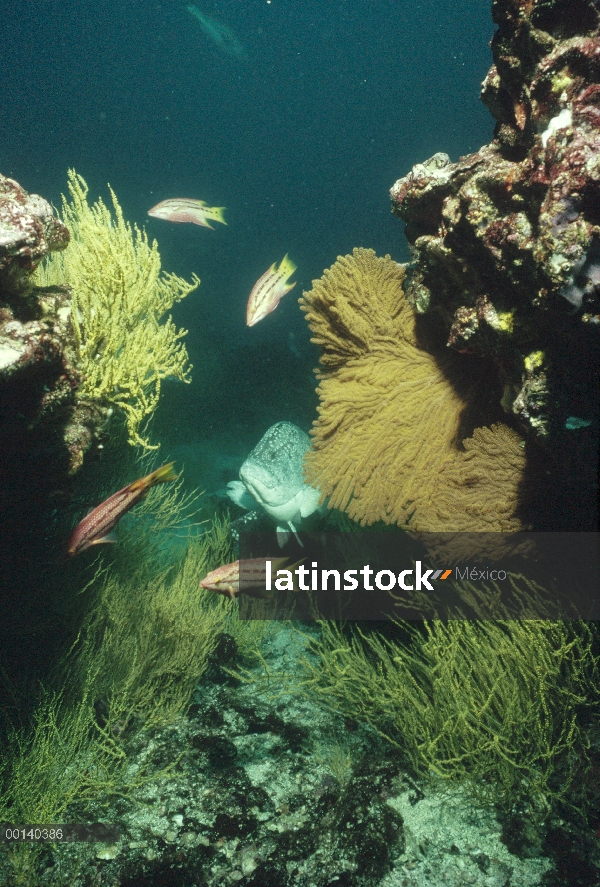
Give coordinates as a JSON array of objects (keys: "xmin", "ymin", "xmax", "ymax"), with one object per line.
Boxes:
[
  {"xmin": 423, "ymin": 423, "xmax": 526, "ymax": 532},
  {"xmin": 300, "ymin": 248, "xmax": 528, "ymax": 533},
  {"xmin": 415, "ymin": 423, "xmax": 529, "ymax": 562},
  {"xmin": 37, "ymin": 170, "xmax": 200, "ymax": 449},
  {"xmin": 300, "ymin": 247, "xmax": 414, "ymax": 366},
  {"xmin": 300, "ymin": 248, "xmax": 471, "ymax": 526}
]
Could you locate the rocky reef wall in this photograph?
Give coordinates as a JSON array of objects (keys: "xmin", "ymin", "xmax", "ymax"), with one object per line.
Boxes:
[
  {"xmin": 0, "ymin": 174, "xmax": 111, "ymax": 485},
  {"xmin": 0, "ymin": 175, "xmax": 113, "ymax": 690},
  {"xmin": 390, "ymin": 0, "xmax": 599, "ymax": 523}
]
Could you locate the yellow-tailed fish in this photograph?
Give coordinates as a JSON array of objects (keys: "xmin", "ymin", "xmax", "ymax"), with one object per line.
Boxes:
[
  {"xmin": 148, "ymin": 198, "xmax": 227, "ymax": 229},
  {"xmin": 246, "ymin": 254, "xmax": 297, "ymax": 327},
  {"xmin": 66, "ymin": 463, "xmax": 178, "ymax": 557}
]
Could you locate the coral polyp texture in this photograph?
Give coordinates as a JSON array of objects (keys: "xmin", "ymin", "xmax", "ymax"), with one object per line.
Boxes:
[
  {"xmin": 390, "ymin": 0, "xmax": 599, "ymax": 513},
  {"xmin": 300, "ymin": 248, "xmax": 529, "ymax": 532}
]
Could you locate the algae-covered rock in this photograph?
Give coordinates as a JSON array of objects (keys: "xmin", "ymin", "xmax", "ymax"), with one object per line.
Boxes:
[
  {"xmin": 0, "ymin": 173, "xmax": 106, "ymax": 482},
  {"xmin": 0, "ymin": 173, "xmax": 69, "ymax": 301}
]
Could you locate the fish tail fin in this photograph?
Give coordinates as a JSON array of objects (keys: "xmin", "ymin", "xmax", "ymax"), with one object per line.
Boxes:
[
  {"xmin": 279, "ymin": 254, "xmax": 297, "ymax": 276},
  {"xmin": 130, "ymin": 462, "xmax": 179, "ymax": 493},
  {"xmin": 213, "ymin": 207, "xmax": 227, "ymax": 225},
  {"xmin": 149, "ymin": 461, "xmax": 179, "ymax": 486}
]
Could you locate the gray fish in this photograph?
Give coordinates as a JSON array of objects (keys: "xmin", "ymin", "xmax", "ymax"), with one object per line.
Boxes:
[{"xmin": 227, "ymin": 422, "xmax": 322, "ymax": 545}]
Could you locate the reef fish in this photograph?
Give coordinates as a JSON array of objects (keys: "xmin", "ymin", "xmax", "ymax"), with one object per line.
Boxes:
[
  {"xmin": 227, "ymin": 422, "xmax": 321, "ymax": 545},
  {"xmin": 200, "ymin": 557, "xmax": 293, "ymax": 601},
  {"xmin": 67, "ymin": 463, "xmax": 178, "ymax": 557},
  {"xmin": 148, "ymin": 199, "xmax": 227, "ymax": 229},
  {"xmin": 246, "ymin": 255, "xmax": 297, "ymax": 327}
]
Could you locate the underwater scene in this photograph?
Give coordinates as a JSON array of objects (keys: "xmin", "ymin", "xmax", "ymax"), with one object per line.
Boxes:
[{"xmin": 1, "ymin": 0, "xmax": 600, "ymax": 885}]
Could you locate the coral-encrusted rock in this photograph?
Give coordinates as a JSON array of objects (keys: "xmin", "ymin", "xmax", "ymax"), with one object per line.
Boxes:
[
  {"xmin": 0, "ymin": 174, "xmax": 69, "ymax": 301},
  {"xmin": 390, "ymin": 0, "xmax": 599, "ymax": 496},
  {"xmin": 0, "ymin": 175, "xmax": 109, "ymax": 478},
  {"xmin": 0, "ymin": 286, "xmax": 110, "ymax": 475}
]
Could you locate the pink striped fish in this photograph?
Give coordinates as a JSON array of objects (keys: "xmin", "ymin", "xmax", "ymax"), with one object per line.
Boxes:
[
  {"xmin": 67, "ymin": 463, "xmax": 178, "ymax": 557},
  {"xmin": 200, "ymin": 557, "xmax": 282, "ymax": 601},
  {"xmin": 200, "ymin": 556, "xmax": 303, "ymax": 600},
  {"xmin": 246, "ymin": 254, "xmax": 297, "ymax": 327},
  {"xmin": 148, "ymin": 198, "xmax": 227, "ymax": 229}
]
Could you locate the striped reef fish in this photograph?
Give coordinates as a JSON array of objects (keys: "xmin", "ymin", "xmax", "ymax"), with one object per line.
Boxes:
[
  {"xmin": 148, "ymin": 198, "xmax": 227, "ymax": 229},
  {"xmin": 67, "ymin": 463, "xmax": 178, "ymax": 557},
  {"xmin": 200, "ymin": 557, "xmax": 301, "ymax": 601},
  {"xmin": 246, "ymin": 254, "xmax": 297, "ymax": 327}
]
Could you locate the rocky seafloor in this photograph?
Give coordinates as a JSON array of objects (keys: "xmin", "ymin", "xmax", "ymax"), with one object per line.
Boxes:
[{"xmin": 2, "ymin": 623, "xmax": 598, "ymax": 887}]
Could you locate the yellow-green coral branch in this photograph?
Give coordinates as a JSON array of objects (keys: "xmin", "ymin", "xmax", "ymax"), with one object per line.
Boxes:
[{"xmin": 37, "ymin": 170, "xmax": 199, "ymax": 448}]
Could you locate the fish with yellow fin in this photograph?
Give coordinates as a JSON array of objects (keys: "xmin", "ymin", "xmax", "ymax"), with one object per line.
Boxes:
[
  {"xmin": 246, "ymin": 255, "xmax": 297, "ymax": 326},
  {"xmin": 148, "ymin": 198, "xmax": 227, "ymax": 229},
  {"xmin": 67, "ymin": 463, "xmax": 179, "ymax": 557}
]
